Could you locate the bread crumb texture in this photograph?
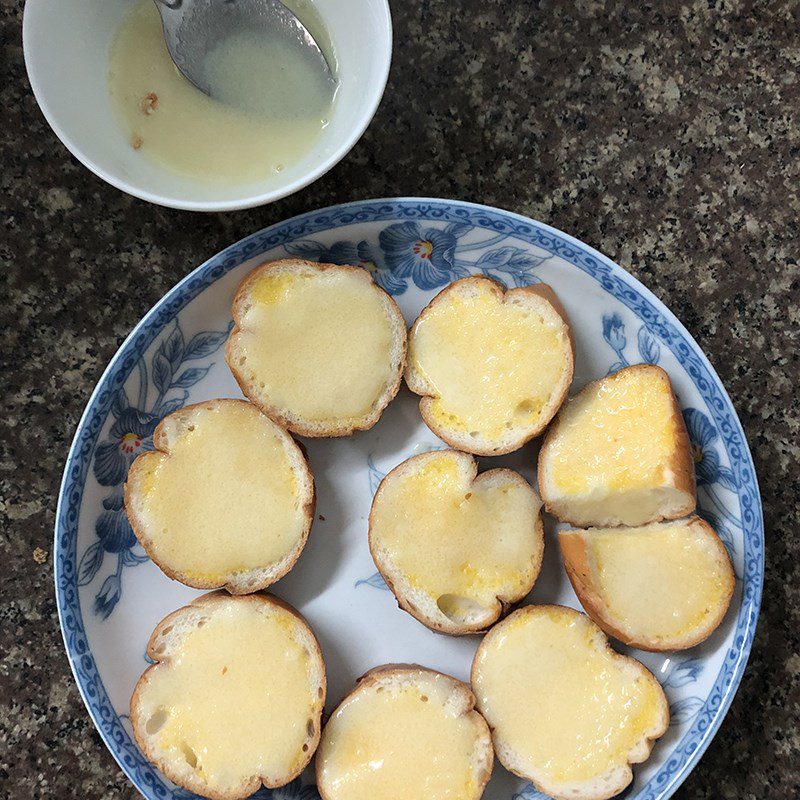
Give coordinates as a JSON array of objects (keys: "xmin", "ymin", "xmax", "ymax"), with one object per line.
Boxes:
[
  {"xmin": 128, "ymin": 401, "xmax": 307, "ymax": 583},
  {"xmin": 233, "ymin": 265, "xmax": 401, "ymax": 426},
  {"xmin": 371, "ymin": 451, "xmax": 541, "ymax": 623},
  {"xmin": 568, "ymin": 520, "xmax": 734, "ymax": 645}
]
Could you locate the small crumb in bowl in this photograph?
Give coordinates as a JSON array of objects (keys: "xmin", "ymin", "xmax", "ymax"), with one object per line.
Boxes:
[
  {"xmin": 140, "ymin": 92, "xmax": 159, "ymax": 115},
  {"xmin": 106, "ymin": 0, "xmax": 339, "ymax": 189},
  {"xmin": 132, "ymin": 134, "xmax": 143, "ymax": 150}
]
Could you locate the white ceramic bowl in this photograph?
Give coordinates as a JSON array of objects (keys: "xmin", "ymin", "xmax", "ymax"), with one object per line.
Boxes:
[{"xmin": 23, "ymin": 0, "xmax": 392, "ymax": 211}]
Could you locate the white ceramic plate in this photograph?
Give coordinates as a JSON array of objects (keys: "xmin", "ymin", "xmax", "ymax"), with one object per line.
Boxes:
[{"xmin": 56, "ymin": 198, "xmax": 763, "ymax": 800}]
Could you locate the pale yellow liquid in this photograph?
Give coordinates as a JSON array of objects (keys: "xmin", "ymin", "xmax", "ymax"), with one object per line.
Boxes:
[{"xmin": 107, "ymin": 0, "xmax": 336, "ymax": 185}]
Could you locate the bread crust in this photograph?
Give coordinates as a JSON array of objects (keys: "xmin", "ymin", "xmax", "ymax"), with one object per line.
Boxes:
[
  {"xmin": 560, "ymin": 517, "xmax": 735, "ymax": 651},
  {"xmin": 226, "ymin": 259, "xmax": 408, "ymax": 438},
  {"xmin": 130, "ymin": 591, "xmax": 326, "ymax": 800},
  {"xmin": 471, "ymin": 604, "xmax": 669, "ymax": 800},
  {"xmin": 124, "ymin": 398, "xmax": 315, "ymax": 594},
  {"xmin": 662, "ymin": 365, "xmax": 697, "ymax": 512},
  {"xmin": 405, "ymin": 276, "xmax": 574, "ymax": 456},
  {"xmin": 316, "ymin": 664, "xmax": 493, "ymax": 800},
  {"xmin": 538, "ymin": 364, "xmax": 697, "ymax": 526},
  {"xmin": 368, "ymin": 449, "xmax": 545, "ymax": 635}
]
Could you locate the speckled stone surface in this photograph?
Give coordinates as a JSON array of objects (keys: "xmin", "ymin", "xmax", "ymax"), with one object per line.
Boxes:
[{"xmin": 1, "ymin": 0, "xmax": 798, "ymax": 797}]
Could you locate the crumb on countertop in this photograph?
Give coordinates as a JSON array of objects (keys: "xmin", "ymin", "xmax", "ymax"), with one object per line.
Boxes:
[{"xmin": 33, "ymin": 547, "xmax": 48, "ymax": 564}]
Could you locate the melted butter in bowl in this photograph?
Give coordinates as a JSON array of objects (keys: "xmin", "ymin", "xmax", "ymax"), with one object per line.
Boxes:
[{"xmin": 107, "ymin": 0, "xmax": 337, "ymax": 186}]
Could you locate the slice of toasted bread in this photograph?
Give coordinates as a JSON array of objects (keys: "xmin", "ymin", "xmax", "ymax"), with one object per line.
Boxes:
[
  {"xmin": 368, "ymin": 449, "xmax": 544, "ymax": 634},
  {"xmin": 316, "ymin": 664, "xmax": 493, "ymax": 800},
  {"xmin": 538, "ymin": 364, "xmax": 696, "ymax": 527},
  {"xmin": 471, "ymin": 605, "xmax": 668, "ymax": 800},
  {"xmin": 125, "ymin": 399, "xmax": 314, "ymax": 594},
  {"xmin": 226, "ymin": 259, "xmax": 407, "ymax": 437},
  {"xmin": 405, "ymin": 277, "xmax": 574, "ymax": 455},
  {"xmin": 131, "ymin": 592, "xmax": 326, "ymax": 800},
  {"xmin": 560, "ymin": 516, "xmax": 735, "ymax": 651}
]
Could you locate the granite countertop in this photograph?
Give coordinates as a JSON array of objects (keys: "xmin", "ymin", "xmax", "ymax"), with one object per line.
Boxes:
[{"xmin": 2, "ymin": 0, "xmax": 798, "ymax": 797}]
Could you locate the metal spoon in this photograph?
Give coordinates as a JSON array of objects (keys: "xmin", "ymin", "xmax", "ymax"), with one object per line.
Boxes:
[{"xmin": 153, "ymin": 0, "xmax": 334, "ymax": 97}]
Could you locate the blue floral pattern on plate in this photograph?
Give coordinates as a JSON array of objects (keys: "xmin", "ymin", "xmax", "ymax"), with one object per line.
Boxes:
[
  {"xmin": 76, "ymin": 319, "xmax": 230, "ymax": 618},
  {"xmin": 54, "ymin": 199, "xmax": 763, "ymax": 800},
  {"xmin": 601, "ymin": 311, "xmax": 661, "ymax": 372},
  {"xmin": 285, "ymin": 220, "xmax": 551, "ymax": 296}
]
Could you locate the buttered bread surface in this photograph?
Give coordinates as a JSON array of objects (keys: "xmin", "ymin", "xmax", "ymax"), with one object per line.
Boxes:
[
  {"xmin": 545, "ymin": 367, "xmax": 676, "ymax": 493},
  {"xmin": 472, "ymin": 606, "xmax": 668, "ymax": 800},
  {"xmin": 131, "ymin": 594, "xmax": 325, "ymax": 799},
  {"xmin": 539, "ymin": 364, "xmax": 695, "ymax": 527},
  {"xmin": 561, "ymin": 518, "xmax": 735, "ymax": 650},
  {"xmin": 369, "ymin": 449, "xmax": 543, "ymax": 633},
  {"xmin": 406, "ymin": 277, "xmax": 573, "ymax": 455},
  {"xmin": 317, "ymin": 667, "xmax": 492, "ymax": 800},
  {"xmin": 227, "ymin": 260, "xmax": 406, "ymax": 436},
  {"xmin": 125, "ymin": 399, "xmax": 313, "ymax": 591}
]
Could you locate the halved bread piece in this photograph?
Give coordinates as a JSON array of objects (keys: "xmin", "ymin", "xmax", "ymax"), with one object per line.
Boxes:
[
  {"xmin": 316, "ymin": 665, "xmax": 493, "ymax": 800},
  {"xmin": 405, "ymin": 277, "xmax": 574, "ymax": 455},
  {"xmin": 369, "ymin": 449, "xmax": 544, "ymax": 634},
  {"xmin": 226, "ymin": 259, "xmax": 407, "ymax": 437},
  {"xmin": 538, "ymin": 364, "xmax": 696, "ymax": 527},
  {"xmin": 131, "ymin": 592, "xmax": 326, "ymax": 800},
  {"xmin": 472, "ymin": 605, "xmax": 668, "ymax": 800},
  {"xmin": 561, "ymin": 516, "xmax": 735, "ymax": 651},
  {"xmin": 125, "ymin": 399, "xmax": 314, "ymax": 594}
]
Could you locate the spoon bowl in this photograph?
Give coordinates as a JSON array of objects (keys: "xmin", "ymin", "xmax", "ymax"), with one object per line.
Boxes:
[{"xmin": 153, "ymin": 0, "xmax": 335, "ymax": 99}]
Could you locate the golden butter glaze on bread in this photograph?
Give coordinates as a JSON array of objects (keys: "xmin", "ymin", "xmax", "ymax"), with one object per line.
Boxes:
[
  {"xmin": 472, "ymin": 605, "xmax": 668, "ymax": 800},
  {"xmin": 227, "ymin": 259, "xmax": 407, "ymax": 437},
  {"xmin": 316, "ymin": 664, "xmax": 493, "ymax": 800},
  {"xmin": 406, "ymin": 276, "xmax": 574, "ymax": 455},
  {"xmin": 131, "ymin": 592, "xmax": 326, "ymax": 800},
  {"xmin": 560, "ymin": 516, "xmax": 734, "ymax": 651},
  {"xmin": 369, "ymin": 449, "xmax": 544, "ymax": 635},
  {"xmin": 538, "ymin": 364, "xmax": 696, "ymax": 527},
  {"xmin": 125, "ymin": 398, "xmax": 314, "ymax": 593}
]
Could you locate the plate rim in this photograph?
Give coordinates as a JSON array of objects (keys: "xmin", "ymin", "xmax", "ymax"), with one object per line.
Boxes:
[{"xmin": 54, "ymin": 196, "xmax": 764, "ymax": 800}]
